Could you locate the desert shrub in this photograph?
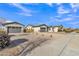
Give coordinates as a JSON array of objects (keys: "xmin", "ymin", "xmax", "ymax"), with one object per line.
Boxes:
[
  {"xmin": 23, "ymin": 29, "xmax": 26, "ymax": 33},
  {"xmin": 36, "ymin": 33, "xmax": 38, "ymax": 35},
  {"xmin": 63, "ymin": 28, "xmax": 74, "ymax": 33},
  {"xmin": 50, "ymin": 35, "xmax": 53, "ymax": 38},
  {"xmin": 58, "ymin": 29, "xmax": 63, "ymax": 32},
  {"xmin": 74, "ymin": 29, "xmax": 79, "ymax": 33},
  {"xmin": 24, "ymin": 28, "xmax": 34, "ymax": 33},
  {"xmin": 0, "ymin": 29, "xmax": 6, "ymax": 34},
  {"xmin": 58, "ymin": 25, "xmax": 63, "ymax": 32},
  {"xmin": 42, "ymin": 34, "xmax": 44, "ymax": 36}
]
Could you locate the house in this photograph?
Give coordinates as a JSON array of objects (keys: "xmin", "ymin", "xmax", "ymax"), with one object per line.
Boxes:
[
  {"xmin": 53, "ymin": 25, "xmax": 63, "ymax": 32},
  {"xmin": 53, "ymin": 26, "xmax": 59, "ymax": 32},
  {"xmin": 48, "ymin": 26, "xmax": 53, "ymax": 32},
  {"xmin": 26, "ymin": 24, "xmax": 33, "ymax": 29},
  {"xmin": 2, "ymin": 22, "xmax": 24, "ymax": 34},
  {"xmin": 32, "ymin": 26, "xmax": 40, "ymax": 32},
  {"xmin": 33, "ymin": 24, "xmax": 48, "ymax": 32},
  {"xmin": 48, "ymin": 26, "xmax": 61, "ymax": 32},
  {"xmin": 25, "ymin": 24, "xmax": 48, "ymax": 32},
  {"xmin": 24, "ymin": 25, "xmax": 34, "ymax": 33},
  {"xmin": 25, "ymin": 24, "xmax": 64, "ymax": 33}
]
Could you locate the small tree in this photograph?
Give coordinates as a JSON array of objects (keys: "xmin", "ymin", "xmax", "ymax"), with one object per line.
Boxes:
[
  {"xmin": 58, "ymin": 25, "xmax": 63, "ymax": 32},
  {"xmin": 0, "ymin": 29, "xmax": 6, "ymax": 34},
  {"xmin": 25, "ymin": 28, "xmax": 34, "ymax": 33}
]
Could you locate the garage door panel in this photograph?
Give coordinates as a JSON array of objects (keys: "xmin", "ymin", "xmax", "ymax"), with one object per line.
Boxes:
[{"xmin": 8, "ymin": 27, "xmax": 22, "ymax": 33}]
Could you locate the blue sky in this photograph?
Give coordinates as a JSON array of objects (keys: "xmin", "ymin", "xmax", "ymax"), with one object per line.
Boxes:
[{"xmin": 0, "ymin": 3, "xmax": 79, "ymax": 28}]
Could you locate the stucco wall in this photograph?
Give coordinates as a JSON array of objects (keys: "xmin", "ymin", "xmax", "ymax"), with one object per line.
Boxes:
[
  {"xmin": 48, "ymin": 27, "xmax": 53, "ymax": 32},
  {"xmin": 53, "ymin": 27, "xmax": 59, "ymax": 32},
  {"xmin": 4, "ymin": 23, "xmax": 24, "ymax": 33},
  {"xmin": 33, "ymin": 27, "xmax": 40, "ymax": 32}
]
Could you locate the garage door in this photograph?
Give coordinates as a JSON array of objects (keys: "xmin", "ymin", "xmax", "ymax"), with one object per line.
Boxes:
[
  {"xmin": 40, "ymin": 27, "xmax": 47, "ymax": 32},
  {"xmin": 7, "ymin": 27, "xmax": 22, "ymax": 33}
]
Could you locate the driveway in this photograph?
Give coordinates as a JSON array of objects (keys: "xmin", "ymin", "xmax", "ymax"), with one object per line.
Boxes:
[{"xmin": 26, "ymin": 33, "xmax": 79, "ymax": 56}]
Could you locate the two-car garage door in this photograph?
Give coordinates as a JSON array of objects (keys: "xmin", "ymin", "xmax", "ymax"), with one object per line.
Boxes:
[{"xmin": 7, "ymin": 27, "xmax": 22, "ymax": 33}]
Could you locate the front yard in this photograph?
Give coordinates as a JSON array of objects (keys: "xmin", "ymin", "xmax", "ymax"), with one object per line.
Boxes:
[
  {"xmin": 0, "ymin": 33, "xmax": 52, "ymax": 56},
  {"xmin": 0, "ymin": 32, "xmax": 79, "ymax": 56}
]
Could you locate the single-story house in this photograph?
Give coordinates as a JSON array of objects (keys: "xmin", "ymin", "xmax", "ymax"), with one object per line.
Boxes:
[
  {"xmin": 48, "ymin": 26, "xmax": 54, "ymax": 32},
  {"xmin": 33, "ymin": 24, "xmax": 48, "ymax": 32},
  {"xmin": 25, "ymin": 24, "xmax": 48, "ymax": 32},
  {"xmin": 25, "ymin": 24, "xmax": 64, "ymax": 33},
  {"xmin": 48, "ymin": 26, "xmax": 61, "ymax": 32},
  {"xmin": 48, "ymin": 25, "xmax": 64, "ymax": 32},
  {"xmin": 53, "ymin": 26, "xmax": 59, "ymax": 32},
  {"xmin": 26, "ymin": 24, "xmax": 33, "ymax": 29},
  {"xmin": 2, "ymin": 22, "xmax": 24, "ymax": 34},
  {"xmin": 52, "ymin": 25, "xmax": 63, "ymax": 32},
  {"xmin": 24, "ymin": 24, "xmax": 34, "ymax": 33}
]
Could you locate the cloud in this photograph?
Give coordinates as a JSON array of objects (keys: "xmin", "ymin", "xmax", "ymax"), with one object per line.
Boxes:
[
  {"xmin": 57, "ymin": 6, "xmax": 70, "ymax": 15},
  {"xmin": 19, "ymin": 12, "xmax": 32, "ymax": 16},
  {"xmin": 56, "ymin": 18, "xmax": 73, "ymax": 22},
  {"xmin": 0, "ymin": 17, "xmax": 6, "ymax": 24},
  {"xmin": 49, "ymin": 3, "xmax": 79, "ymax": 25},
  {"xmin": 70, "ymin": 3, "xmax": 79, "ymax": 8},
  {"xmin": 61, "ymin": 18, "xmax": 73, "ymax": 21},
  {"xmin": 69, "ymin": 22, "xmax": 79, "ymax": 26},
  {"xmin": 57, "ymin": 3, "xmax": 79, "ymax": 15},
  {"xmin": 50, "ymin": 16, "xmax": 74, "ymax": 22},
  {"xmin": 56, "ymin": 3, "xmax": 62, "ymax": 6},
  {"xmin": 8, "ymin": 3, "xmax": 33, "ymax": 16},
  {"xmin": 9, "ymin": 3, "xmax": 31, "ymax": 12},
  {"xmin": 5, "ymin": 20, "xmax": 13, "ymax": 23},
  {"xmin": 70, "ymin": 3, "xmax": 79, "ymax": 13},
  {"xmin": 46, "ymin": 3, "xmax": 53, "ymax": 7},
  {"xmin": 46, "ymin": 3, "xmax": 62, "ymax": 7}
]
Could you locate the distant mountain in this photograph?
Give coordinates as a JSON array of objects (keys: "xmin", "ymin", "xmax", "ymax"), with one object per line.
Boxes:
[
  {"xmin": 0, "ymin": 17, "xmax": 6, "ymax": 24},
  {"xmin": 5, "ymin": 20, "xmax": 13, "ymax": 23},
  {"xmin": 0, "ymin": 17, "xmax": 13, "ymax": 24}
]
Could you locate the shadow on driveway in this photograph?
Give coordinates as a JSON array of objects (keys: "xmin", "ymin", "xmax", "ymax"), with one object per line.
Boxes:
[{"xmin": 9, "ymin": 38, "xmax": 28, "ymax": 48}]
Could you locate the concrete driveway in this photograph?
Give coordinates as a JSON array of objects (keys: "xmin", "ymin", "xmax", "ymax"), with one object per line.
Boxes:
[{"xmin": 27, "ymin": 33, "xmax": 79, "ymax": 56}]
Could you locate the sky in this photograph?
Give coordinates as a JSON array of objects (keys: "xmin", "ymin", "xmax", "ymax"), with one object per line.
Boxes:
[{"xmin": 0, "ymin": 3, "xmax": 79, "ymax": 28}]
